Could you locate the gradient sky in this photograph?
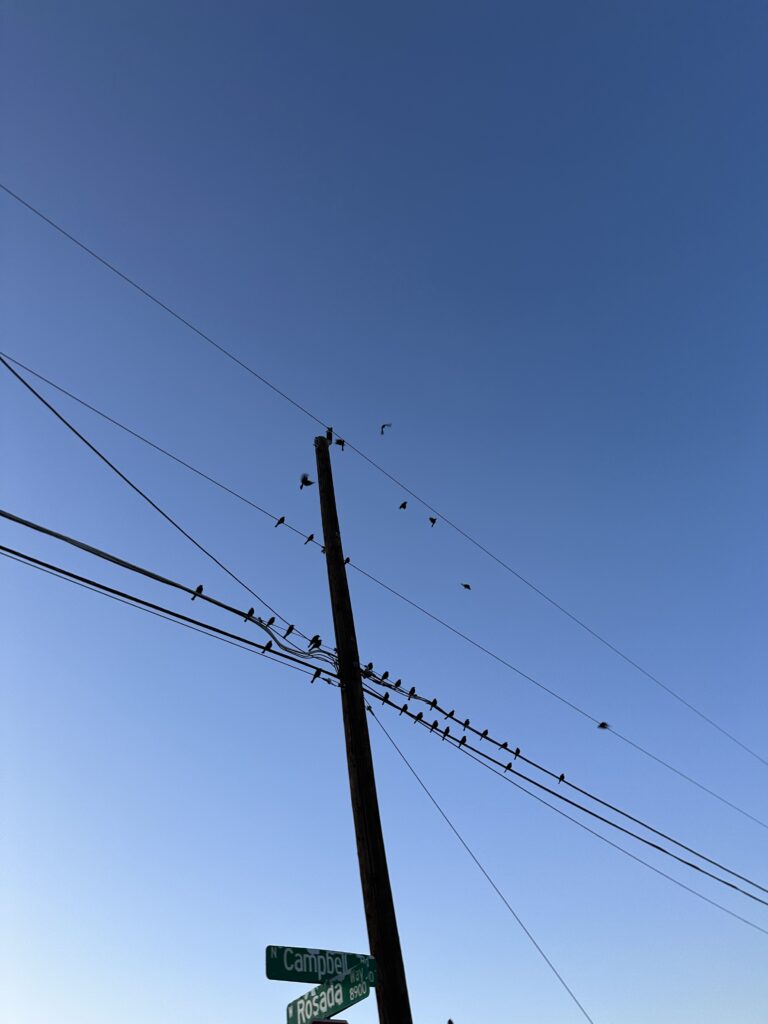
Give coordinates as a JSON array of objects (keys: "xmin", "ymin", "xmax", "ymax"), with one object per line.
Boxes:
[{"xmin": 2, "ymin": 3, "xmax": 767, "ymax": 1023}]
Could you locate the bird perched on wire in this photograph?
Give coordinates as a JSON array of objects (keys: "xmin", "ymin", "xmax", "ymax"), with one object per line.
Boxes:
[
  {"xmin": 275, "ymin": 516, "xmax": 285, "ymax": 528},
  {"xmin": 558, "ymin": 773, "xmax": 565, "ymax": 784},
  {"xmin": 399, "ymin": 501, "xmax": 407, "ymax": 510},
  {"xmin": 244, "ymin": 607, "xmax": 255, "ymax": 622},
  {"xmin": 300, "ymin": 473, "xmax": 314, "ymax": 489},
  {"xmin": 597, "ymin": 721, "xmax": 610, "ymax": 730},
  {"xmin": 284, "ymin": 624, "xmax": 294, "ymax": 639},
  {"xmin": 304, "ymin": 533, "xmax": 314, "ymax": 545},
  {"xmin": 380, "ymin": 423, "xmax": 392, "ymax": 435},
  {"xmin": 266, "ymin": 616, "xmax": 275, "ymax": 627},
  {"xmin": 429, "ymin": 517, "xmax": 437, "ymax": 527},
  {"xmin": 335, "ymin": 438, "xmax": 346, "ymax": 451},
  {"xmin": 308, "ymin": 634, "xmax": 322, "ymax": 651},
  {"xmin": 461, "ymin": 582, "xmax": 472, "ymax": 590},
  {"xmin": 191, "ymin": 584, "xmax": 203, "ymax": 600},
  {"xmin": 344, "ymin": 556, "xmax": 350, "ymax": 565},
  {"xmin": 263, "ymin": 640, "xmax": 273, "ymax": 654},
  {"xmin": 325, "ymin": 427, "xmax": 333, "ymax": 441}
]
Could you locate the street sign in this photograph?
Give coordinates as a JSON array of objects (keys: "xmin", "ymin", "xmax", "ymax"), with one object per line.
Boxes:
[
  {"xmin": 266, "ymin": 945, "xmax": 376, "ymax": 986},
  {"xmin": 286, "ymin": 962, "xmax": 375, "ymax": 1024}
]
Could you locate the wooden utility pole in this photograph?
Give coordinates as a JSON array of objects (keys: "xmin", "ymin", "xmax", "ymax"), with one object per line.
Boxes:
[{"xmin": 314, "ymin": 435, "xmax": 413, "ymax": 1024}]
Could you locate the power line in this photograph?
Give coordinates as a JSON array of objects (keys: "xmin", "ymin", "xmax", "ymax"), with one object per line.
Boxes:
[
  {"xmin": 0, "ymin": 543, "xmax": 337, "ymax": 681},
  {"xmin": 362, "ymin": 686, "xmax": 768, "ymax": 910},
  {"xmin": 368, "ymin": 707, "xmax": 597, "ymax": 1024},
  {"xmin": 2, "ymin": 182, "xmax": 763, "ymax": 769},
  {"xmin": 2, "ymin": 360, "xmax": 760, "ymax": 830},
  {"xmin": 0, "ymin": 353, "xmax": 310, "ymax": 641},
  {"xmin": 6, "ymin": 542, "xmax": 765, "ymax": 940},
  {"xmin": 361, "ymin": 672, "xmax": 768, "ymax": 893},
  {"xmin": 3, "ymin": 493, "xmax": 764, "ymax": 831}
]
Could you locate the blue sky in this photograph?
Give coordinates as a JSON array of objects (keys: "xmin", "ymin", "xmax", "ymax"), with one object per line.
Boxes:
[{"xmin": 1, "ymin": 3, "xmax": 767, "ymax": 1022}]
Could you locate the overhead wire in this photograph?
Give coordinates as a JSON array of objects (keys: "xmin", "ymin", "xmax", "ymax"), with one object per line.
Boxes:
[
  {"xmin": 368, "ymin": 707, "xmax": 597, "ymax": 1024},
  {"xmin": 2, "ymin": 182, "xmax": 764, "ymax": 770},
  {"xmin": 5, "ymin": 543, "xmax": 766, "ymax": 939},
  {"xmin": 362, "ymin": 685, "xmax": 768, "ymax": 910},
  {"xmin": 0, "ymin": 353, "xmax": 312, "ymax": 643}
]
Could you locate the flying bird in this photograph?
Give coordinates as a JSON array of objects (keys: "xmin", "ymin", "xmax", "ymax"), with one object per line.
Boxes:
[
  {"xmin": 275, "ymin": 516, "xmax": 285, "ymax": 527},
  {"xmin": 399, "ymin": 501, "xmax": 407, "ymax": 510},
  {"xmin": 597, "ymin": 721, "xmax": 610, "ymax": 730},
  {"xmin": 380, "ymin": 423, "xmax": 392, "ymax": 435},
  {"xmin": 335, "ymin": 438, "xmax": 346, "ymax": 451},
  {"xmin": 244, "ymin": 607, "xmax": 255, "ymax": 622},
  {"xmin": 300, "ymin": 473, "xmax": 314, "ymax": 489},
  {"xmin": 304, "ymin": 533, "xmax": 314, "ymax": 545},
  {"xmin": 191, "ymin": 584, "xmax": 203, "ymax": 600},
  {"xmin": 429, "ymin": 517, "xmax": 437, "ymax": 527},
  {"xmin": 461, "ymin": 583, "xmax": 471, "ymax": 590},
  {"xmin": 284, "ymin": 624, "xmax": 294, "ymax": 639}
]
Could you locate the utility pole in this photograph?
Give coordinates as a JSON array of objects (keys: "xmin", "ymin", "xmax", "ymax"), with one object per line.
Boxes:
[{"xmin": 314, "ymin": 435, "xmax": 413, "ymax": 1024}]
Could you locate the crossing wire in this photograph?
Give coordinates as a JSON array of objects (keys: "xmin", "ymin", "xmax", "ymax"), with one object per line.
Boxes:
[
  {"xmin": 2, "ymin": 181, "xmax": 764, "ymax": 770},
  {"xmin": 4, "ymin": 545, "xmax": 766, "ymax": 940}
]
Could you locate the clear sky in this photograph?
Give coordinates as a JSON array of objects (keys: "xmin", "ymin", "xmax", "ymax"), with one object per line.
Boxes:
[{"xmin": 1, "ymin": 3, "xmax": 767, "ymax": 1023}]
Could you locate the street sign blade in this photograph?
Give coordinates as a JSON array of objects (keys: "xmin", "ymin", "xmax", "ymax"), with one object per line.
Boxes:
[
  {"xmin": 266, "ymin": 945, "xmax": 375, "ymax": 985},
  {"xmin": 286, "ymin": 963, "xmax": 375, "ymax": 1024}
]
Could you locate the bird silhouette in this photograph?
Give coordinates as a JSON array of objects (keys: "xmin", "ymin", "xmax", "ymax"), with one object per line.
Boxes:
[
  {"xmin": 381, "ymin": 671, "xmax": 389, "ymax": 681},
  {"xmin": 444, "ymin": 708, "xmax": 455, "ymax": 720},
  {"xmin": 325, "ymin": 427, "xmax": 333, "ymax": 441},
  {"xmin": 597, "ymin": 721, "xmax": 610, "ymax": 730},
  {"xmin": 244, "ymin": 607, "xmax": 255, "ymax": 622},
  {"xmin": 500, "ymin": 741, "xmax": 508, "ymax": 751},
  {"xmin": 429, "ymin": 517, "xmax": 437, "ymax": 527},
  {"xmin": 414, "ymin": 711, "xmax": 423, "ymax": 724},
  {"xmin": 430, "ymin": 720, "xmax": 439, "ymax": 732},
  {"xmin": 459, "ymin": 735, "xmax": 467, "ymax": 747},
  {"xmin": 275, "ymin": 516, "xmax": 285, "ymax": 527},
  {"xmin": 558, "ymin": 773, "xmax": 565, "ymax": 784},
  {"xmin": 442, "ymin": 726, "xmax": 451, "ymax": 741},
  {"xmin": 398, "ymin": 703, "xmax": 408, "ymax": 716},
  {"xmin": 309, "ymin": 635, "xmax": 321, "ymax": 650},
  {"xmin": 344, "ymin": 556, "xmax": 350, "ymax": 565},
  {"xmin": 191, "ymin": 584, "xmax": 203, "ymax": 600},
  {"xmin": 514, "ymin": 746, "xmax": 520, "ymax": 759},
  {"xmin": 335, "ymin": 438, "xmax": 346, "ymax": 451},
  {"xmin": 407, "ymin": 686, "xmax": 416, "ymax": 700},
  {"xmin": 265, "ymin": 616, "xmax": 275, "ymax": 627},
  {"xmin": 382, "ymin": 692, "xmax": 390, "ymax": 705},
  {"xmin": 304, "ymin": 533, "xmax": 314, "ymax": 545},
  {"xmin": 504, "ymin": 762, "xmax": 512, "ymax": 772},
  {"xmin": 429, "ymin": 697, "xmax": 438, "ymax": 710},
  {"xmin": 380, "ymin": 423, "xmax": 392, "ymax": 435},
  {"xmin": 461, "ymin": 582, "xmax": 472, "ymax": 590},
  {"xmin": 480, "ymin": 728, "xmax": 489, "ymax": 741},
  {"xmin": 399, "ymin": 501, "xmax": 407, "ymax": 510},
  {"xmin": 263, "ymin": 640, "xmax": 273, "ymax": 653},
  {"xmin": 311, "ymin": 668, "xmax": 321, "ymax": 683},
  {"xmin": 393, "ymin": 679, "xmax": 402, "ymax": 689},
  {"xmin": 462, "ymin": 718, "xmax": 470, "ymax": 731},
  {"xmin": 300, "ymin": 473, "xmax": 314, "ymax": 489},
  {"xmin": 284, "ymin": 624, "xmax": 294, "ymax": 639}
]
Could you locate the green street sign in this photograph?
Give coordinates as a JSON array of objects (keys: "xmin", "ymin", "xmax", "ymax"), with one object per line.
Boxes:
[
  {"xmin": 286, "ymin": 962, "xmax": 375, "ymax": 1024},
  {"xmin": 266, "ymin": 945, "xmax": 375, "ymax": 986}
]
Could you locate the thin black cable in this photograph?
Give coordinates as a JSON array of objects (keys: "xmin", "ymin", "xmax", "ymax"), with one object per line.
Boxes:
[
  {"xmin": 363, "ymin": 674, "xmax": 768, "ymax": 891},
  {"xmin": 454, "ymin": 739, "xmax": 768, "ymax": 939},
  {"xmin": 0, "ymin": 544, "xmax": 338, "ymax": 680},
  {"xmin": 0, "ymin": 508, "xmax": 337, "ymax": 666},
  {"xmin": 0, "ymin": 353, "xmax": 308, "ymax": 638},
  {"xmin": 363, "ymin": 686, "xmax": 768, "ymax": 910},
  {"xmin": 0, "ymin": 550, "xmax": 329, "ymax": 684},
  {"xmin": 2, "ymin": 184, "xmax": 763, "ymax": 770},
  {"xmin": 3, "ymin": 497, "xmax": 763, "ymax": 832},
  {"xmin": 350, "ymin": 564, "xmax": 767, "ymax": 830},
  {"xmin": 3, "ymin": 352, "xmax": 763, "ymax": 825},
  {"xmin": 368, "ymin": 708, "xmax": 597, "ymax": 1024}
]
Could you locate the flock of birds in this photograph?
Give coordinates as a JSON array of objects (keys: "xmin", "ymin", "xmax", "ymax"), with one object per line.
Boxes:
[{"xmin": 302, "ymin": 424, "xmax": 473, "ymax": 590}]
